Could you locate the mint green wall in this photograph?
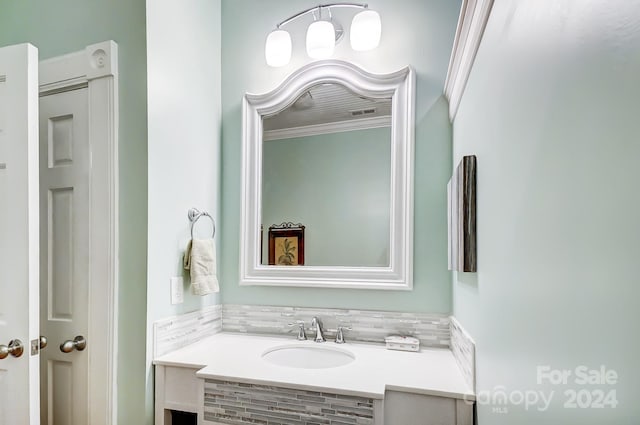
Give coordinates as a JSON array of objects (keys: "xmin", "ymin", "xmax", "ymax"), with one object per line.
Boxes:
[
  {"xmin": 263, "ymin": 127, "xmax": 391, "ymax": 267},
  {"xmin": 221, "ymin": 0, "xmax": 460, "ymax": 313},
  {"xmin": 145, "ymin": 0, "xmax": 222, "ymax": 423},
  {"xmin": 0, "ymin": 1, "xmax": 148, "ymax": 423},
  {"xmin": 452, "ymin": 0, "xmax": 640, "ymax": 423}
]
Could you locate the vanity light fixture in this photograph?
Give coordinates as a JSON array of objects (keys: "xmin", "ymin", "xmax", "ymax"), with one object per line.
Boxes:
[
  {"xmin": 265, "ymin": 30, "xmax": 292, "ymax": 67},
  {"xmin": 306, "ymin": 18, "xmax": 336, "ymax": 59},
  {"xmin": 265, "ymin": 2, "xmax": 382, "ymax": 67},
  {"xmin": 350, "ymin": 9, "xmax": 382, "ymax": 51}
]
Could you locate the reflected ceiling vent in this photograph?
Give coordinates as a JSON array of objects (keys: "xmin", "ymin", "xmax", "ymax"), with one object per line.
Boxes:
[
  {"xmin": 350, "ymin": 108, "xmax": 377, "ymax": 117},
  {"xmin": 0, "ymin": 75, "xmax": 6, "ymax": 83}
]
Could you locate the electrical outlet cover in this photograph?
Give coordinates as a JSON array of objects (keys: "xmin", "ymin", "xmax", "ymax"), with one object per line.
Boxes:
[{"xmin": 170, "ymin": 277, "xmax": 184, "ymax": 305}]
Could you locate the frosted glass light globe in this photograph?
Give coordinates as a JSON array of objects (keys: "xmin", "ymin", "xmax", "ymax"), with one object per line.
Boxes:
[
  {"xmin": 265, "ymin": 29, "xmax": 292, "ymax": 67},
  {"xmin": 350, "ymin": 10, "xmax": 382, "ymax": 51},
  {"xmin": 306, "ymin": 20, "xmax": 335, "ymax": 59}
]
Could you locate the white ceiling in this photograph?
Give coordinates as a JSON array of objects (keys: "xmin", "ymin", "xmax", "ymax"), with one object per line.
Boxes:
[{"xmin": 263, "ymin": 83, "xmax": 392, "ymax": 131}]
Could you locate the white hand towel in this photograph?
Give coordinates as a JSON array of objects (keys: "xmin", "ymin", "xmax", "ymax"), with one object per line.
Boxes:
[{"xmin": 183, "ymin": 238, "xmax": 219, "ymax": 296}]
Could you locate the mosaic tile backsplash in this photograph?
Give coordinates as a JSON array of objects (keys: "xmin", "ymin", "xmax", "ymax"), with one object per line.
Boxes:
[
  {"xmin": 450, "ymin": 317, "xmax": 476, "ymax": 392},
  {"xmin": 153, "ymin": 304, "xmax": 477, "ymax": 392},
  {"xmin": 222, "ymin": 304, "xmax": 451, "ymax": 349},
  {"xmin": 204, "ymin": 379, "xmax": 375, "ymax": 425}
]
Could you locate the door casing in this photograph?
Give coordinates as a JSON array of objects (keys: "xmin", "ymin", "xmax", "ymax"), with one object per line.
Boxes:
[{"xmin": 39, "ymin": 40, "xmax": 119, "ymax": 425}]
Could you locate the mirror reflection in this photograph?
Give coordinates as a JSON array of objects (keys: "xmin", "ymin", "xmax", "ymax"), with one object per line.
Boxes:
[{"xmin": 261, "ymin": 83, "xmax": 392, "ymax": 267}]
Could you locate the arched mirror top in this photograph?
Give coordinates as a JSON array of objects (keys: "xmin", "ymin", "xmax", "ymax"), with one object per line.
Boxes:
[{"xmin": 244, "ymin": 60, "xmax": 413, "ymax": 116}]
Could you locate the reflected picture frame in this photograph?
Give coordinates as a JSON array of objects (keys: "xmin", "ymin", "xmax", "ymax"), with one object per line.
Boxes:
[{"xmin": 268, "ymin": 223, "xmax": 305, "ymax": 266}]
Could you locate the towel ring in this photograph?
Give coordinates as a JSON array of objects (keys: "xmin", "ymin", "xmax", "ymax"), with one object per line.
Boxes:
[{"xmin": 188, "ymin": 208, "xmax": 216, "ymax": 239}]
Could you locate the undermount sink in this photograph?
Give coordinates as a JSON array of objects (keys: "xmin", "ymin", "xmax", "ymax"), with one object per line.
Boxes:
[{"xmin": 261, "ymin": 344, "xmax": 355, "ymax": 369}]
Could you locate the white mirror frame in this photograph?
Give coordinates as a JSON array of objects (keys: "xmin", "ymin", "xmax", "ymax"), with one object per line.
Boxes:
[{"xmin": 240, "ymin": 60, "xmax": 415, "ymax": 290}]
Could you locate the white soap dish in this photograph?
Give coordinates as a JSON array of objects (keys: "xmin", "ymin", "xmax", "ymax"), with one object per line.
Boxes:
[{"xmin": 385, "ymin": 335, "xmax": 420, "ymax": 352}]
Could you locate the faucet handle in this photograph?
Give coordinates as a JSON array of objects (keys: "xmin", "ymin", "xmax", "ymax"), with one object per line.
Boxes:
[
  {"xmin": 335, "ymin": 326, "xmax": 352, "ymax": 344},
  {"xmin": 288, "ymin": 321, "xmax": 307, "ymax": 341}
]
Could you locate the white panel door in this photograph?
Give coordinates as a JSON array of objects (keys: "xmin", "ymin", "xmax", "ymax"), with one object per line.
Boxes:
[
  {"xmin": 39, "ymin": 87, "xmax": 89, "ymax": 425},
  {"xmin": 0, "ymin": 43, "xmax": 41, "ymax": 425}
]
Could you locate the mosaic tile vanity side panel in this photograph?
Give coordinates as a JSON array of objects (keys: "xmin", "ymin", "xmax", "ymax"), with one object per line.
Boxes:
[
  {"xmin": 222, "ymin": 304, "xmax": 451, "ymax": 348},
  {"xmin": 204, "ymin": 379, "xmax": 374, "ymax": 425}
]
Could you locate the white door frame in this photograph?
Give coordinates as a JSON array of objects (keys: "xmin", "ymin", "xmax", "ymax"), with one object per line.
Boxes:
[{"xmin": 39, "ymin": 40, "xmax": 119, "ymax": 425}]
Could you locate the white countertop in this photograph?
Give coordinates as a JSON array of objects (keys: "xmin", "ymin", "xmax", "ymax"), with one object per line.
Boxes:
[{"xmin": 153, "ymin": 333, "xmax": 475, "ymax": 401}]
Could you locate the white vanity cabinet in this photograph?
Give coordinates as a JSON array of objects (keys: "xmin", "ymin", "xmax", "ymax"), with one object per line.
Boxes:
[
  {"xmin": 155, "ymin": 365, "xmax": 202, "ymax": 424},
  {"xmin": 384, "ymin": 390, "xmax": 473, "ymax": 425},
  {"xmin": 154, "ymin": 365, "xmax": 474, "ymax": 425}
]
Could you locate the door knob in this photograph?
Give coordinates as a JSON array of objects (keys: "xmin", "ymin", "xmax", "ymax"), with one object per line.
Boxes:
[
  {"xmin": 39, "ymin": 336, "xmax": 48, "ymax": 350},
  {"xmin": 0, "ymin": 339, "xmax": 24, "ymax": 359},
  {"xmin": 60, "ymin": 336, "xmax": 86, "ymax": 353}
]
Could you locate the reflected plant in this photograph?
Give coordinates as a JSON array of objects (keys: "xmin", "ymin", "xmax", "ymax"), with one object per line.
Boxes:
[{"xmin": 278, "ymin": 238, "xmax": 296, "ymax": 265}]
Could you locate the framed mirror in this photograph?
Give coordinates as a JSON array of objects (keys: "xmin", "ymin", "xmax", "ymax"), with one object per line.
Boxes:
[{"xmin": 240, "ymin": 60, "xmax": 415, "ymax": 289}]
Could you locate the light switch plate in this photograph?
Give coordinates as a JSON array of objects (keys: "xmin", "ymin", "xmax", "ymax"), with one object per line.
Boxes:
[{"xmin": 170, "ymin": 277, "xmax": 184, "ymax": 305}]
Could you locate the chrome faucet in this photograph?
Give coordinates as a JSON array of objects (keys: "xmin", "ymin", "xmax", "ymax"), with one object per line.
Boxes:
[{"xmin": 310, "ymin": 317, "xmax": 326, "ymax": 342}]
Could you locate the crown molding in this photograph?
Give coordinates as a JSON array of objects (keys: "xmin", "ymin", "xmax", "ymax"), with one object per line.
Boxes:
[
  {"xmin": 444, "ymin": 0, "xmax": 494, "ymax": 121},
  {"xmin": 263, "ymin": 115, "xmax": 391, "ymax": 141}
]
